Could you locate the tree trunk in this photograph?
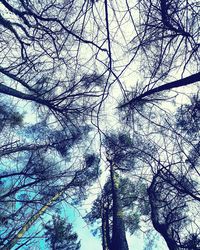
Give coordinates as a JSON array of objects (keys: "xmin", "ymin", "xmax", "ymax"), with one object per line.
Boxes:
[
  {"xmin": 147, "ymin": 176, "xmax": 179, "ymax": 250},
  {"xmin": 52, "ymin": 240, "xmax": 57, "ymax": 250},
  {"xmin": 119, "ymin": 72, "xmax": 200, "ymax": 108},
  {"xmin": 3, "ymin": 189, "xmax": 65, "ymax": 250},
  {"xmin": 101, "ymin": 197, "xmax": 111, "ymax": 250},
  {"xmin": 102, "ymin": 201, "xmax": 107, "ymax": 250},
  {"xmin": 2, "ymin": 169, "xmax": 81, "ymax": 249},
  {"xmin": 105, "ymin": 205, "xmax": 111, "ymax": 250},
  {"xmin": 0, "ymin": 83, "xmax": 59, "ymax": 112},
  {"xmin": 110, "ymin": 163, "xmax": 129, "ymax": 250}
]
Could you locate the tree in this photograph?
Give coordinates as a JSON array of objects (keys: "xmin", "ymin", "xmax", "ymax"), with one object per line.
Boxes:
[
  {"xmin": 0, "ymin": 1, "xmax": 199, "ymax": 249},
  {"xmin": 119, "ymin": 0, "xmax": 200, "ymax": 109},
  {"xmin": 119, "ymin": 73, "xmax": 200, "ymax": 109},
  {"xmin": 145, "ymin": 95, "xmax": 200, "ymax": 249},
  {"xmin": 1, "ymin": 151, "xmax": 100, "ymax": 249},
  {"xmin": 0, "ymin": 0, "xmax": 107, "ymax": 121},
  {"xmin": 0, "ymin": 1, "xmax": 104, "ymax": 248},
  {"xmin": 0, "ymin": 95, "xmax": 100, "ymax": 249},
  {"xmin": 85, "ymin": 176, "xmax": 147, "ymax": 250},
  {"xmin": 43, "ymin": 214, "xmax": 80, "ymax": 250},
  {"xmin": 148, "ymin": 170, "xmax": 200, "ymax": 250},
  {"xmin": 108, "ymin": 157, "xmax": 129, "ymax": 250},
  {"xmin": 99, "ymin": 132, "xmax": 154, "ymax": 250}
]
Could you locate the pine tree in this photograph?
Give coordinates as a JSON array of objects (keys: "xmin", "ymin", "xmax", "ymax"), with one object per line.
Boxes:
[{"xmin": 44, "ymin": 215, "xmax": 80, "ymax": 250}]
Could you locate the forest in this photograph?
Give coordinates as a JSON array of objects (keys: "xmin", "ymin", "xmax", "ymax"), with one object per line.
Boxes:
[{"xmin": 0, "ymin": 0, "xmax": 199, "ymax": 249}]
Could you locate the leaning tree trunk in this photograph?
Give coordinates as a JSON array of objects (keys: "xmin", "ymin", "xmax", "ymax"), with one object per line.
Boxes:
[
  {"xmin": 119, "ymin": 72, "xmax": 200, "ymax": 108},
  {"xmin": 3, "ymin": 189, "xmax": 65, "ymax": 250},
  {"xmin": 110, "ymin": 162, "xmax": 129, "ymax": 250},
  {"xmin": 3, "ymin": 170, "xmax": 80, "ymax": 249},
  {"xmin": 147, "ymin": 174, "xmax": 179, "ymax": 250},
  {"xmin": 2, "ymin": 171, "xmax": 80, "ymax": 250}
]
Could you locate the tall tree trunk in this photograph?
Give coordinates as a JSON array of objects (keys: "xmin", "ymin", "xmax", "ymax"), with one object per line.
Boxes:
[
  {"xmin": 52, "ymin": 240, "xmax": 56, "ymax": 250},
  {"xmin": 3, "ymin": 189, "xmax": 65, "ymax": 250},
  {"xmin": 2, "ymin": 168, "xmax": 81, "ymax": 249},
  {"xmin": 105, "ymin": 204, "xmax": 111, "ymax": 250},
  {"xmin": 101, "ymin": 201, "xmax": 107, "ymax": 250},
  {"xmin": 147, "ymin": 176, "xmax": 179, "ymax": 250},
  {"xmin": 0, "ymin": 83, "xmax": 59, "ymax": 112},
  {"xmin": 101, "ymin": 197, "xmax": 111, "ymax": 250},
  {"xmin": 119, "ymin": 72, "xmax": 200, "ymax": 108},
  {"xmin": 110, "ymin": 163, "xmax": 129, "ymax": 250}
]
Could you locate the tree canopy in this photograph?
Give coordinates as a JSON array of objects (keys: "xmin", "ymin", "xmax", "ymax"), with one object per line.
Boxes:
[
  {"xmin": 0, "ymin": 0, "xmax": 199, "ymax": 249},
  {"xmin": 43, "ymin": 214, "xmax": 81, "ymax": 250}
]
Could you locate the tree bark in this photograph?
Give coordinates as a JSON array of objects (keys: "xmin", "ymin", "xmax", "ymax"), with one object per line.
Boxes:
[
  {"xmin": 147, "ymin": 176, "xmax": 179, "ymax": 250},
  {"xmin": 0, "ymin": 83, "xmax": 59, "ymax": 112},
  {"xmin": 119, "ymin": 72, "xmax": 200, "ymax": 108},
  {"xmin": 2, "ymin": 171, "xmax": 79, "ymax": 249},
  {"xmin": 3, "ymin": 189, "xmax": 65, "ymax": 250},
  {"xmin": 102, "ymin": 201, "xmax": 107, "ymax": 250},
  {"xmin": 110, "ymin": 163, "xmax": 129, "ymax": 250},
  {"xmin": 105, "ymin": 205, "xmax": 111, "ymax": 250},
  {"xmin": 101, "ymin": 196, "xmax": 111, "ymax": 250}
]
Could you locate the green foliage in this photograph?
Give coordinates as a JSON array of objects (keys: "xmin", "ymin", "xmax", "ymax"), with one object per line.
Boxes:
[
  {"xmin": 27, "ymin": 151, "xmax": 58, "ymax": 181},
  {"xmin": 80, "ymin": 72, "xmax": 105, "ymax": 89},
  {"xmin": 0, "ymin": 1, "xmax": 198, "ymax": 249},
  {"xmin": 186, "ymin": 142, "xmax": 200, "ymax": 169},
  {"xmin": 0, "ymin": 180, "xmax": 15, "ymax": 227},
  {"xmin": 74, "ymin": 153, "xmax": 100, "ymax": 187},
  {"xmin": 124, "ymin": 213, "xmax": 140, "ymax": 234},
  {"xmin": 176, "ymin": 94, "xmax": 200, "ymax": 136},
  {"xmin": 43, "ymin": 214, "xmax": 80, "ymax": 250},
  {"xmin": 24, "ymin": 121, "xmax": 91, "ymax": 157},
  {"xmin": 85, "ymin": 177, "xmax": 149, "ymax": 238},
  {"xmin": 0, "ymin": 102, "xmax": 23, "ymax": 130},
  {"xmin": 183, "ymin": 233, "xmax": 200, "ymax": 249},
  {"xmin": 175, "ymin": 95, "xmax": 200, "ymax": 171},
  {"xmin": 85, "ymin": 153, "xmax": 100, "ymax": 169},
  {"xmin": 104, "ymin": 132, "xmax": 156, "ymax": 171},
  {"xmin": 104, "ymin": 133, "xmax": 136, "ymax": 171},
  {"xmin": 143, "ymin": 232, "xmax": 158, "ymax": 250}
]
